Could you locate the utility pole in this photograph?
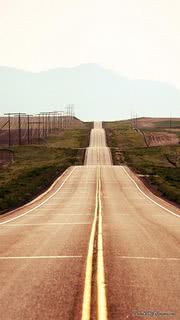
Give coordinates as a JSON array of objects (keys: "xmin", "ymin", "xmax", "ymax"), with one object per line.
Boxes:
[
  {"xmin": 69, "ymin": 104, "xmax": 74, "ymax": 127},
  {"xmin": 18, "ymin": 113, "xmax": 21, "ymax": 145},
  {"xmin": 42, "ymin": 113, "xmax": 45, "ymax": 137},
  {"xmin": 136, "ymin": 113, "xmax": 138, "ymax": 129},
  {"xmin": 47, "ymin": 112, "xmax": 51, "ymax": 134},
  {"xmin": 52, "ymin": 111, "xmax": 65, "ymax": 132},
  {"xmin": 5, "ymin": 112, "xmax": 26, "ymax": 146},
  {"xmin": 27, "ymin": 114, "xmax": 33, "ymax": 144},
  {"xmin": 65, "ymin": 104, "xmax": 75, "ymax": 128},
  {"xmin": 29, "ymin": 119, "xmax": 41, "ymax": 144},
  {"xmin": 47, "ymin": 111, "xmax": 56, "ymax": 134},
  {"xmin": 40, "ymin": 112, "xmax": 49, "ymax": 138},
  {"xmin": 57, "ymin": 110, "xmax": 64, "ymax": 129},
  {"xmin": 170, "ymin": 113, "xmax": 172, "ymax": 129},
  {"xmin": 61, "ymin": 111, "xmax": 64, "ymax": 129},
  {"xmin": 18, "ymin": 113, "xmax": 26, "ymax": 145},
  {"xmin": 57, "ymin": 111, "xmax": 64, "ymax": 131},
  {"xmin": 130, "ymin": 112, "xmax": 133, "ymax": 129},
  {"xmin": 132, "ymin": 113, "xmax": 136, "ymax": 129},
  {"xmin": 38, "ymin": 114, "xmax": 41, "ymax": 143},
  {"xmin": 27, "ymin": 114, "xmax": 30, "ymax": 144},
  {"xmin": 4, "ymin": 113, "xmax": 11, "ymax": 147},
  {"xmin": 66, "ymin": 104, "xmax": 70, "ymax": 128},
  {"xmin": 45, "ymin": 113, "xmax": 48, "ymax": 137}
]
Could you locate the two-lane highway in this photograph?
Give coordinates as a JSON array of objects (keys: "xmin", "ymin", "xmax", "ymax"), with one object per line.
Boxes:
[
  {"xmin": 85, "ymin": 122, "xmax": 112, "ymax": 165},
  {"xmin": 0, "ymin": 121, "xmax": 179, "ymax": 319},
  {"xmin": 85, "ymin": 122, "xmax": 180, "ymax": 319}
]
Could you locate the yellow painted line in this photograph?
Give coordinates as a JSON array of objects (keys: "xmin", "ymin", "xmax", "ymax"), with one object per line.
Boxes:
[
  {"xmin": 81, "ymin": 167, "xmax": 108, "ymax": 320},
  {"xmin": 82, "ymin": 123, "xmax": 108, "ymax": 319},
  {"xmin": 97, "ymin": 167, "xmax": 108, "ymax": 320},
  {"xmin": 81, "ymin": 167, "xmax": 99, "ymax": 320}
]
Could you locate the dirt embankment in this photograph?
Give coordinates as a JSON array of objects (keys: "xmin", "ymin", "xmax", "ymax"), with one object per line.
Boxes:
[{"xmin": 143, "ymin": 131, "xmax": 179, "ymax": 147}]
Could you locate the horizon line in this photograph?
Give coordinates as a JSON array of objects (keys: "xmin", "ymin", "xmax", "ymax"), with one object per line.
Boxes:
[{"xmin": 0, "ymin": 64, "xmax": 179, "ymax": 90}]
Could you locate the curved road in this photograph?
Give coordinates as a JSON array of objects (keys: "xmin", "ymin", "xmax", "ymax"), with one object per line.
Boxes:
[{"xmin": 0, "ymin": 122, "xmax": 179, "ymax": 319}]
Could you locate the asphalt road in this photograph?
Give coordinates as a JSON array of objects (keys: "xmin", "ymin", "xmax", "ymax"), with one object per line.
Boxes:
[
  {"xmin": 102, "ymin": 166, "xmax": 180, "ymax": 319},
  {"xmin": 0, "ymin": 121, "xmax": 179, "ymax": 320},
  {"xmin": 84, "ymin": 122, "xmax": 112, "ymax": 165}
]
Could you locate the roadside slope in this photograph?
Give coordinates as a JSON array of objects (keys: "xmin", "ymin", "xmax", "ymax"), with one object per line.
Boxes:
[
  {"xmin": 103, "ymin": 120, "xmax": 180, "ymax": 205},
  {"xmin": 0, "ymin": 126, "xmax": 91, "ymax": 215}
]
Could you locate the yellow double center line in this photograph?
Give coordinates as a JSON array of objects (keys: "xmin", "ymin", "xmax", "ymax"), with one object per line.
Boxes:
[{"xmin": 81, "ymin": 167, "xmax": 108, "ymax": 320}]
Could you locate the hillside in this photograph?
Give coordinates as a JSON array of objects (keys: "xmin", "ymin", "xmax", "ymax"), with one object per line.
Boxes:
[
  {"xmin": 104, "ymin": 120, "xmax": 180, "ymax": 205},
  {"xmin": 0, "ymin": 64, "xmax": 180, "ymax": 120}
]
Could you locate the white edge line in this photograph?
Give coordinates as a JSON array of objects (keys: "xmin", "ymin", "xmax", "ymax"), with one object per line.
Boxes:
[
  {"xmin": 2, "ymin": 223, "xmax": 91, "ymax": 226},
  {"xmin": 21, "ymin": 214, "xmax": 92, "ymax": 216},
  {"xmin": 121, "ymin": 166, "xmax": 180, "ymax": 218},
  {"xmin": 0, "ymin": 167, "xmax": 77, "ymax": 225},
  {"xmin": 116, "ymin": 256, "xmax": 180, "ymax": 261},
  {"xmin": 2, "ymin": 167, "xmax": 70, "ymax": 213},
  {"xmin": 0, "ymin": 256, "xmax": 83, "ymax": 259}
]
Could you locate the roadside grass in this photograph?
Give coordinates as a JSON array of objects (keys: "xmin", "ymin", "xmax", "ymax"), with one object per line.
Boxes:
[
  {"xmin": 103, "ymin": 120, "xmax": 130, "ymax": 130},
  {"xmin": 123, "ymin": 146, "xmax": 180, "ymax": 204},
  {"xmin": 103, "ymin": 121, "xmax": 180, "ymax": 205},
  {"xmin": 104, "ymin": 121, "xmax": 145, "ymax": 149},
  {"xmin": 0, "ymin": 127, "xmax": 91, "ymax": 215},
  {"xmin": 47, "ymin": 128, "xmax": 91, "ymax": 148},
  {"xmin": 155, "ymin": 120, "xmax": 180, "ymax": 129}
]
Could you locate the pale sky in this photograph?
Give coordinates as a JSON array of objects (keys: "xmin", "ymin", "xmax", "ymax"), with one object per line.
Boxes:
[{"xmin": 0, "ymin": 0, "xmax": 180, "ymax": 88}]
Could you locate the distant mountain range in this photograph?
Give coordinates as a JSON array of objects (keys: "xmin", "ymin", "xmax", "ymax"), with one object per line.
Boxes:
[{"xmin": 0, "ymin": 64, "xmax": 179, "ymax": 120}]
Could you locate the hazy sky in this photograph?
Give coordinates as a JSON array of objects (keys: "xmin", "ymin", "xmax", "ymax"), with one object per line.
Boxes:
[{"xmin": 0, "ymin": 0, "xmax": 180, "ymax": 88}]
